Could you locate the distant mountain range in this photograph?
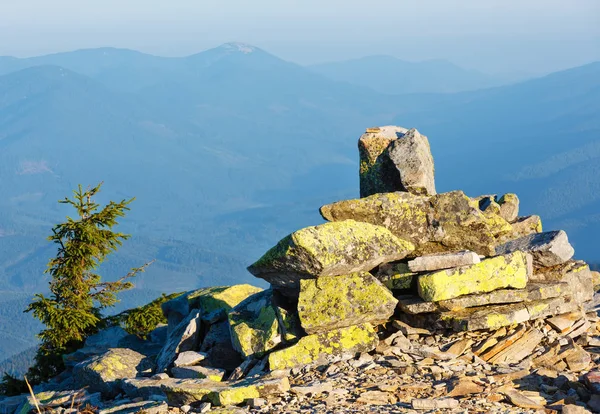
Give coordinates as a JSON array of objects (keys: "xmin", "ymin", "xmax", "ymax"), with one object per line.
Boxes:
[
  {"xmin": 0, "ymin": 42, "xmax": 598, "ymax": 368},
  {"xmin": 309, "ymin": 55, "xmax": 506, "ymax": 94}
]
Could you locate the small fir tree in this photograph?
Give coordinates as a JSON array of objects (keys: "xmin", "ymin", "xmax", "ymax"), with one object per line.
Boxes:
[{"xmin": 24, "ymin": 183, "xmax": 149, "ymax": 383}]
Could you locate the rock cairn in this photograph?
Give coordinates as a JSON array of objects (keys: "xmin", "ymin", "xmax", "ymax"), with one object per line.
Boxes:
[{"xmin": 5, "ymin": 126, "xmax": 600, "ymax": 413}]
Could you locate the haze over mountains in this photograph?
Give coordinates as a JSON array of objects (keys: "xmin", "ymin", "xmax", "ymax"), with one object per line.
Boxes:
[{"xmin": 0, "ymin": 42, "xmax": 599, "ymax": 368}]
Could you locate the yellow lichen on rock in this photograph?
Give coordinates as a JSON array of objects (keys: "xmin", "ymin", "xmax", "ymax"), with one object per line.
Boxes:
[
  {"xmin": 228, "ymin": 290, "xmax": 282, "ymax": 358},
  {"xmin": 418, "ymin": 252, "xmax": 530, "ymax": 302},
  {"xmin": 268, "ymin": 323, "xmax": 378, "ymax": 370},
  {"xmin": 298, "ymin": 272, "xmax": 397, "ymax": 334},
  {"xmin": 247, "ymin": 219, "xmax": 414, "ymax": 293},
  {"xmin": 188, "ymin": 285, "xmax": 264, "ymax": 316}
]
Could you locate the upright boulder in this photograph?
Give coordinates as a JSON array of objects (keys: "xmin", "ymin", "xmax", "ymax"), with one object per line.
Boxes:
[
  {"xmin": 297, "ymin": 272, "xmax": 397, "ymax": 334},
  {"xmin": 496, "ymin": 230, "xmax": 574, "ymax": 268},
  {"xmin": 228, "ymin": 290, "xmax": 282, "ymax": 358},
  {"xmin": 321, "ymin": 191, "xmax": 511, "ymax": 256},
  {"xmin": 359, "ymin": 126, "xmax": 435, "ymax": 197},
  {"xmin": 247, "ymin": 220, "xmax": 414, "ymax": 293},
  {"xmin": 155, "ymin": 311, "xmax": 201, "ymax": 372}
]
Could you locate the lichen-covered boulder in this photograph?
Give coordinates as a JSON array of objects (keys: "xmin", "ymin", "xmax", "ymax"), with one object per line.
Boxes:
[
  {"xmin": 358, "ymin": 126, "xmax": 435, "ymax": 197},
  {"xmin": 155, "ymin": 311, "xmax": 201, "ymax": 372},
  {"xmin": 297, "ymin": 272, "xmax": 397, "ymax": 334},
  {"xmin": 496, "ymin": 230, "xmax": 575, "ymax": 268},
  {"xmin": 268, "ymin": 323, "xmax": 379, "ymax": 370},
  {"xmin": 73, "ymin": 348, "xmax": 155, "ymax": 397},
  {"xmin": 161, "ymin": 285, "xmax": 263, "ymax": 327},
  {"xmin": 228, "ymin": 290, "xmax": 282, "ymax": 358},
  {"xmin": 247, "ymin": 220, "xmax": 414, "ymax": 293},
  {"xmin": 417, "ymin": 252, "xmax": 531, "ymax": 302},
  {"xmin": 359, "ymin": 126, "xmax": 408, "ymax": 197},
  {"xmin": 320, "ymin": 191, "xmax": 512, "ymax": 256},
  {"xmin": 188, "ymin": 285, "xmax": 264, "ymax": 322}
]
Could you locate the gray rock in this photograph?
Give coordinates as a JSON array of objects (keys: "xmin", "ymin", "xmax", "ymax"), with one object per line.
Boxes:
[
  {"xmin": 85, "ymin": 326, "xmax": 129, "ymax": 349},
  {"xmin": 0, "ymin": 394, "xmax": 26, "ymax": 414},
  {"xmin": 149, "ymin": 324, "xmax": 168, "ymax": 344},
  {"xmin": 173, "ymin": 351, "xmax": 207, "ymax": 367},
  {"xmin": 155, "ymin": 311, "xmax": 201, "ymax": 373},
  {"xmin": 171, "ymin": 366, "xmax": 226, "ymax": 381},
  {"xmin": 496, "ymin": 230, "xmax": 575, "ymax": 268},
  {"xmin": 73, "ymin": 348, "xmax": 154, "ymax": 397},
  {"xmin": 161, "ymin": 293, "xmax": 189, "ymax": 334},
  {"xmin": 199, "ymin": 320, "xmax": 243, "ymax": 371},
  {"xmin": 99, "ymin": 400, "xmax": 168, "ymax": 414},
  {"xmin": 122, "ymin": 378, "xmax": 167, "ymax": 399},
  {"xmin": 387, "ymin": 128, "xmax": 436, "ymax": 196},
  {"xmin": 407, "ymin": 250, "xmax": 480, "ymax": 272},
  {"xmin": 497, "ymin": 193, "xmax": 519, "ymax": 222}
]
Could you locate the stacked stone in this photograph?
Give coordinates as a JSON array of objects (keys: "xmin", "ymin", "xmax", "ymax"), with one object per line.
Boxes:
[
  {"xmin": 29, "ymin": 125, "xmax": 595, "ymax": 413},
  {"xmin": 241, "ymin": 125, "xmax": 595, "ymax": 370}
]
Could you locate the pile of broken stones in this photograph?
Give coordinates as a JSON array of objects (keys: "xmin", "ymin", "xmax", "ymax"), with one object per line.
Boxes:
[{"xmin": 3, "ymin": 125, "xmax": 600, "ymax": 414}]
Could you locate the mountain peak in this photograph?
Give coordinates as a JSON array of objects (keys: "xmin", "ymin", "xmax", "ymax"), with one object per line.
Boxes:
[{"xmin": 219, "ymin": 42, "xmax": 258, "ymax": 54}]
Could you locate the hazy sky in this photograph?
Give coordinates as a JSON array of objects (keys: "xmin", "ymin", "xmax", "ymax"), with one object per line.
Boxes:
[{"xmin": 1, "ymin": 0, "xmax": 598, "ymax": 75}]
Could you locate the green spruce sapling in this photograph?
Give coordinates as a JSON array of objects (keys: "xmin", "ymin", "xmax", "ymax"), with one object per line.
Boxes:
[{"xmin": 24, "ymin": 183, "xmax": 150, "ymax": 383}]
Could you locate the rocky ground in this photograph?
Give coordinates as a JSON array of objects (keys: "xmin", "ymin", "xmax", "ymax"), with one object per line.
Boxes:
[{"xmin": 2, "ymin": 125, "xmax": 599, "ymax": 413}]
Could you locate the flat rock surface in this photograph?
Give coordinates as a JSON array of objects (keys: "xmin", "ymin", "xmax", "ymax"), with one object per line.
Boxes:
[
  {"xmin": 247, "ymin": 219, "xmax": 414, "ymax": 293},
  {"xmin": 496, "ymin": 230, "xmax": 575, "ymax": 268}
]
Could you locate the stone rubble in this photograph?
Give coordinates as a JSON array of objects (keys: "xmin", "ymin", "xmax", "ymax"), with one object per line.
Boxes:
[{"xmin": 3, "ymin": 125, "xmax": 599, "ymax": 413}]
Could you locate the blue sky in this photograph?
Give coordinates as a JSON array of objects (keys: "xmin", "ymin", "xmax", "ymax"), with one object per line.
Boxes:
[{"xmin": 1, "ymin": 0, "xmax": 598, "ymax": 74}]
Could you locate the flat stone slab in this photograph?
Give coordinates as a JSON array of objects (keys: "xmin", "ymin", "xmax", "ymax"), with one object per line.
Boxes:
[
  {"xmin": 441, "ymin": 297, "xmax": 580, "ymax": 331},
  {"xmin": 161, "ymin": 376, "xmax": 289, "ymax": 407},
  {"xmin": 74, "ymin": 348, "xmax": 155, "ymax": 397},
  {"xmin": 248, "ymin": 219, "xmax": 414, "ymax": 293},
  {"xmin": 320, "ymin": 191, "xmax": 512, "ymax": 257},
  {"xmin": 171, "ymin": 365, "xmax": 226, "ymax": 381},
  {"xmin": 408, "ymin": 250, "xmax": 480, "ymax": 272},
  {"xmin": 417, "ymin": 252, "xmax": 531, "ymax": 302},
  {"xmin": 268, "ymin": 324, "xmax": 378, "ymax": 370},
  {"xmin": 173, "ymin": 351, "xmax": 207, "ymax": 367},
  {"xmin": 496, "ymin": 230, "xmax": 574, "ymax": 268},
  {"xmin": 397, "ymin": 295, "xmax": 439, "ymax": 314},
  {"xmin": 298, "ymin": 272, "xmax": 397, "ymax": 334},
  {"xmin": 398, "ymin": 281, "xmax": 568, "ymax": 314}
]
